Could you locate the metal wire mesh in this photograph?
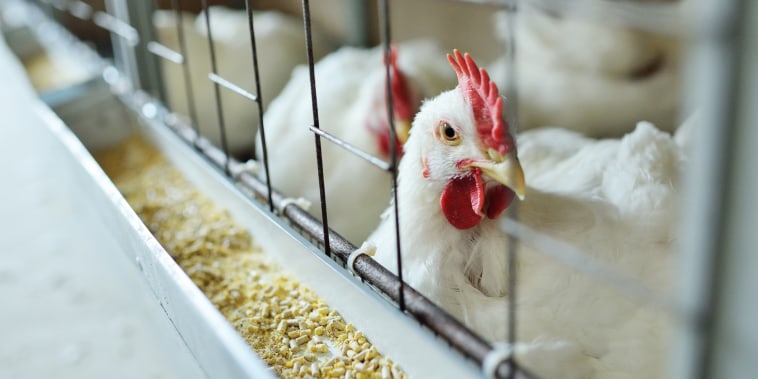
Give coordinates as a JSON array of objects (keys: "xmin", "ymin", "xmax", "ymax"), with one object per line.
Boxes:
[{"xmin": 12, "ymin": 0, "xmax": 749, "ymax": 378}]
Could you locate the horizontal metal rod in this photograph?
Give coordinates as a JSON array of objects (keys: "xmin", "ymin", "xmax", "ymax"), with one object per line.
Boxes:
[
  {"xmin": 308, "ymin": 126, "xmax": 392, "ymax": 172},
  {"xmin": 147, "ymin": 41, "xmax": 184, "ymax": 65},
  {"xmin": 67, "ymin": 0, "xmax": 93, "ymax": 20},
  {"xmin": 208, "ymin": 73, "xmax": 258, "ymax": 103},
  {"xmin": 92, "ymin": 11, "xmax": 139, "ymax": 46},
  {"xmin": 45, "ymin": 0, "xmax": 68, "ymax": 11}
]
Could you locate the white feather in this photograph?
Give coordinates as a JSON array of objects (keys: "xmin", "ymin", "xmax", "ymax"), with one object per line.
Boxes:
[{"xmin": 487, "ymin": 5, "xmax": 682, "ymax": 137}]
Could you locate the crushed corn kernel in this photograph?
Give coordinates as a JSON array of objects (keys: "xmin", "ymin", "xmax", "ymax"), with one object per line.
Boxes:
[{"xmin": 95, "ymin": 134, "xmax": 408, "ymax": 379}]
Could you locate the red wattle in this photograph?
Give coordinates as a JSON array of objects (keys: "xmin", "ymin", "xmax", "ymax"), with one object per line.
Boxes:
[
  {"xmin": 440, "ymin": 170, "xmax": 485, "ymax": 230},
  {"xmin": 486, "ymin": 185, "xmax": 515, "ymax": 219},
  {"xmin": 440, "ymin": 170, "xmax": 516, "ymax": 229}
]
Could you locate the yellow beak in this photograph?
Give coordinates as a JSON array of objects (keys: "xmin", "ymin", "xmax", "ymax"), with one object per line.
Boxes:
[
  {"xmin": 396, "ymin": 119, "xmax": 411, "ymax": 145},
  {"xmin": 466, "ymin": 151, "xmax": 526, "ymax": 200}
]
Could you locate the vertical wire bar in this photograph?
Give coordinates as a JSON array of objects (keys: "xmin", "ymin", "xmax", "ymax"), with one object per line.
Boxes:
[
  {"xmin": 378, "ymin": 0, "xmax": 405, "ymax": 312},
  {"xmin": 301, "ymin": 0, "xmax": 332, "ymax": 258},
  {"xmin": 702, "ymin": 4, "xmax": 758, "ymax": 377},
  {"xmin": 502, "ymin": 2, "xmax": 520, "ymax": 375},
  {"xmin": 243, "ymin": 0, "xmax": 274, "ymax": 212},
  {"xmin": 171, "ymin": 0, "xmax": 201, "ymax": 149},
  {"xmin": 201, "ymin": 0, "xmax": 231, "ymax": 175}
]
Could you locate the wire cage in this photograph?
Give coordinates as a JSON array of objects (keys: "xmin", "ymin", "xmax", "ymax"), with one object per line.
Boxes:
[{"xmin": 3, "ymin": 0, "xmax": 757, "ymax": 378}]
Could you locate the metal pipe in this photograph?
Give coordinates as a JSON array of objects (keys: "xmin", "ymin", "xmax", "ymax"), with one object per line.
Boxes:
[{"xmin": 673, "ymin": 0, "xmax": 756, "ymax": 378}]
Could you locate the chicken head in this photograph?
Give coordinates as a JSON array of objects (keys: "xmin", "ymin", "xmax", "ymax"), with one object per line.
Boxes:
[{"xmin": 410, "ymin": 50, "xmax": 526, "ymax": 229}]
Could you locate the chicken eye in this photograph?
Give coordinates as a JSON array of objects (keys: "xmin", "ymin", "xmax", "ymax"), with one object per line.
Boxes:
[{"xmin": 439, "ymin": 121, "xmax": 461, "ymax": 146}]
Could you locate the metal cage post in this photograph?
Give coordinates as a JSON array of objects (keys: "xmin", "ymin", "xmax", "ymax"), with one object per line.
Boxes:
[
  {"xmin": 674, "ymin": 0, "xmax": 758, "ymax": 378},
  {"xmin": 105, "ymin": 0, "xmax": 165, "ymax": 102}
]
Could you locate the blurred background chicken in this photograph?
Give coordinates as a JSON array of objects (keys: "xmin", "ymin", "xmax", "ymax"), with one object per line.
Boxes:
[
  {"xmin": 258, "ymin": 40, "xmax": 456, "ymax": 245},
  {"xmin": 487, "ymin": 3, "xmax": 682, "ymax": 137},
  {"xmin": 153, "ymin": 6, "xmax": 335, "ymax": 157},
  {"xmin": 368, "ymin": 49, "xmax": 691, "ymax": 378}
]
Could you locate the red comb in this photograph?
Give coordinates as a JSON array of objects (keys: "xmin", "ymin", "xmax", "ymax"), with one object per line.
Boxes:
[
  {"xmin": 385, "ymin": 45, "xmax": 414, "ymax": 121},
  {"xmin": 447, "ymin": 49, "xmax": 514, "ymax": 155}
]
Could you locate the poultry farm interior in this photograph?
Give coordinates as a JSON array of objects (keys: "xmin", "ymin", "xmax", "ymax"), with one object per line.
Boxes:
[{"xmin": 1, "ymin": 0, "xmax": 757, "ymax": 378}]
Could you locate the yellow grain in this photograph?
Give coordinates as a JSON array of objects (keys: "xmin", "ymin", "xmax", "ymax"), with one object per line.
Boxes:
[{"xmin": 95, "ymin": 134, "xmax": 408, "ymax": 379}]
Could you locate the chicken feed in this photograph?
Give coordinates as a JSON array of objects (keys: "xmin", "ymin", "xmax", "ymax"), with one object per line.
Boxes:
[{"xmin": 94, "ymin": 133, "xmax": 407, "ymax": 379}]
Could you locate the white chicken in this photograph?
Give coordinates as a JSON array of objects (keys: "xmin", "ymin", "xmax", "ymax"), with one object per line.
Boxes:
[
  {"xmin": 258, "ymin": 40, "xmax": 456, "ymax": 245},
  {"xmin": 487, "ymin": 4, "xmax": 682, "ymax": 137},
  {"xmin": 368, "ymin": 50, "xmax": 688, "ymax": 378},
  {"xmin": 153, "ymin": 6, "xmax": 334, "ymax": 157}
]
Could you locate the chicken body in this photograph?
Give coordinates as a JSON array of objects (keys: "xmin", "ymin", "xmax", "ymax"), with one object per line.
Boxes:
[
  {"xmin": 153, "ymin": 6, "xmax": 333, "ymax": 157},
  {"xmin": 488, "ymin": 5, "xmax": 682, "ymax": 137},
  {"xmin": 496, "ymin": 122, "xmax": 684, "ymax": 379},
  {"xmin": 368, "ymin": 51, "xmax": 689, "ymax": 378},
  {"xmin": 258, "ymin": 40, "xmax": 456, "ymax": 245}
]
